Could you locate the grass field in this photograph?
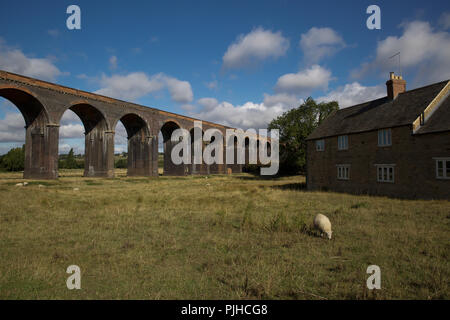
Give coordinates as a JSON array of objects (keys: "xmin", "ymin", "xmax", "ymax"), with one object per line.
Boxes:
[{"xmin": 0, "ymin": 169, "xmax": 449, "ymax": 299}]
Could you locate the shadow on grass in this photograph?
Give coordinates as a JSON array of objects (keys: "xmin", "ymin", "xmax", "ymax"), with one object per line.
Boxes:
[{"xmin": 271, "ymin": 182, "xmax": 307, "ymax": 191}]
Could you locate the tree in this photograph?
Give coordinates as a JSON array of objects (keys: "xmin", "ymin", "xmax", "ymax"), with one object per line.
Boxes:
[
  {"xmin": 59, "ymin": 148, "xmax": 79, "ymax": 169},
  {"xmin": 0, "ymin": 145, "xmax": 25, "ymax": 171},
  {"xmin": 268, "ymin": 97, "xmax": 338, "ymax": 174}
]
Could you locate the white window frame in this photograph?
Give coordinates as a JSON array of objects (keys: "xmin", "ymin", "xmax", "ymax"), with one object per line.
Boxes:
[
  {"xmin": 316, "ymin": 139, "xmax": 325, "ymax": 151},
  {"xmin": 433, "ymin": 158, "xmax": 450, "ymax": 179},
  {"xmin": 375, "ymin": 164, "xmax": 395, "ymax": 183},
  {"xmin": 378, "ymin": 128, "xmax": 392, "ymax": 147},
  {"xmin": 337, "ymin": 164, "xmax": 350, "ymax": 180},
  {"xmin": 338, "ymin": 135, "xmax": 348, "ymax": 150}
]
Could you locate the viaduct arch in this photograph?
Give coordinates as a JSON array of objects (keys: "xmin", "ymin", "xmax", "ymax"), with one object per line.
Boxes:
[{"xmin": 0, "ymin": 70, "xmax": 245, "ymax": 179}]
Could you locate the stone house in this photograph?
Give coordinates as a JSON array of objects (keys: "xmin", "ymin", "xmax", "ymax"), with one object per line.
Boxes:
[{"xmin": 306, "ymin": 73, "xmax": 450, "ymax": 199}]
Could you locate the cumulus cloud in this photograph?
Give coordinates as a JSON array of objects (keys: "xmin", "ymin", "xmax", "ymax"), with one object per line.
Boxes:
[
  {"xmin": 0, "ymin": 38, "xmax": 62, "ymax": 81},
  {"xmin": 165, "ymin": 77, "xmax": 193, "ymax": 103},
  {"xmin": 59, "ymin": 124, "xmax": 84, "ymax": 138},
  {"xmin": 94, "ymin": 72, "xmax": 193, "ymax": 103},
  {"xmin": 197, "ymin": 97, "xmax": 219, "ymax": 111},
  {"xmin": 351, "ymin": 21, "xmax": 450, "ymax": 86},
  {"xmin": 275, "ymin": 65, "xmax": 332, "ymax": 94},
  {"xmin": 0, "ymin": 112, "xmax": 25, "ymax": 142},
  {"xmin": 193, "ymin": 98, "xmax": 288, "ymax": 130},
  {"xmin": 222, "ymin": 27, "xmax": 289, "ymax": 69},
  {"xmin": 95, "ymin": 72, "xmax": 164, "ymax": 101},
  {"xmin": 263, "ymin": 93, "xmax": 302, "ymax": 109},
  {"xmin": 318, "ymin": 82, "xmax": 385, "ymax": 108},
  {"xmin": 300, "ymin": 27, "xmax": 345, "ymax": 64}
]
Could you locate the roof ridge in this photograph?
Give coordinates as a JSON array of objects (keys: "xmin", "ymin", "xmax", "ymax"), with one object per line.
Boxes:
[
  {"xmin": 398, "ymin": 79, "xmax": 449, "ymax": 95},
  {"xmin": 335, "ymin": 79, "xmax": 449, "ymax": 112}
]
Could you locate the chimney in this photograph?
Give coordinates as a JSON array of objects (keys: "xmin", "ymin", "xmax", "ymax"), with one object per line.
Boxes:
[{"xmin": 386, "ymin": 72, "xmax": 406, "ymax": 100}]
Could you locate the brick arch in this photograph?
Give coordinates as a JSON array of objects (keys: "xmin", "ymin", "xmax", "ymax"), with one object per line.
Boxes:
[
  {"xmin": 111, "ymin": 112, "xmax": 151, "ymax": 136},
  {"xmin": 0, "ymin": 85, "xmax": 55, "ymax": 179},
  {"xmin": 0, "ymin": 85, "xmax": 49, "ymax": 126},
  {"xmin": 57, "ymin": 100, "xmax": 111, "ymax": 132}
]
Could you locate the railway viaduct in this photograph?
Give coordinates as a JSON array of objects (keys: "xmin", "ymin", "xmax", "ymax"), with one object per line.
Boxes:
[{"xmin": 0, "ymin": 70, "xmax": 245, "ymax": 179}]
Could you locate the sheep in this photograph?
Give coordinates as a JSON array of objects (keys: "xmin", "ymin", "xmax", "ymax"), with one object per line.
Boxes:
[{"xmin": 313, "ymin": 214, "xmax": 333, "ymax": 240}]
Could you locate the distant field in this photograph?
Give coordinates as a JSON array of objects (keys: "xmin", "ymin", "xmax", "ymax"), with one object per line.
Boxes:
[{"xmin": 0, "ymin": 170, "xmax": 449, "ymax": 299}]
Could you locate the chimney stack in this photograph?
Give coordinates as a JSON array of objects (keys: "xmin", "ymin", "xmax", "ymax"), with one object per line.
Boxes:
[{"xmin": 386, "ymin": 72, "xmax": 406, "ymax": 100}]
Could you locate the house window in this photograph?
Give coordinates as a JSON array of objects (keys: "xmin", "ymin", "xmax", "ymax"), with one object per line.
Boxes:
[
  {"xmin": 338, "ymin": 135, "xmax": 348, "ymax": 150},
  {"xmin": 316, "ymin": 139, "xmax": 325, "ymax": 151},
  {"xmin": 337, "ymin": 164, "xmax": 350, "ymax": 180},
  {"xmin": 378, "ymin": 129, "xmax": 392, "ymax": 146},
  {"xmin": 435, "ymin": 158, "xmax": 450, "ymax": 179},
  {"xmin": 376, "ymin": 164, "xmax": 395, "ymax": 183}
]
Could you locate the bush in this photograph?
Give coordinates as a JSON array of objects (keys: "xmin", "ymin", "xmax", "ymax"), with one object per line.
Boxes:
[
  {"xmin": 115, "ymin": 158, "xmax": 128, "ymax": 168},
  {"xmin": 0, "ymin": 145, "xmax": 25, "ymax": 171}
]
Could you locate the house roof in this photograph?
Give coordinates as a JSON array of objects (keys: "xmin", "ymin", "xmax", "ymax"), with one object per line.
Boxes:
[
  {"xmin": 415, "ymin": 94, "xmax": 450, "ymax": 134},
  {"xmin": 307, "ymin": 80, "xmax": 449, "ymax": 140}
]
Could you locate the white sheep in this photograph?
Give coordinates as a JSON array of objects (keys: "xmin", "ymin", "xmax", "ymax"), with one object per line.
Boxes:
[{"xmin": 313, "ymin": 214, "xmax": 333, "ymax": 240}]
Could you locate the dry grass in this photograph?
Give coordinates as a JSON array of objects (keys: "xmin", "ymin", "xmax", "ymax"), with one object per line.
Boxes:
[{"xmin": 0, "ymin": 170, "xmax": 449, "ymax": 299}]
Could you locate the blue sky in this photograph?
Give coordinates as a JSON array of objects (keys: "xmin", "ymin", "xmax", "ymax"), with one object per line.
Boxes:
[{"xmin": 0, "ymin": 0, "xmax": 449, "ymax": 154}]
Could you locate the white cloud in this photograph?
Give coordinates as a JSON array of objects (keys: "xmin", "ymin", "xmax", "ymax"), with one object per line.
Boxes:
[
  {"xmin": 95, "ymin": 72, "xmax": 165, "ymax": 101},
  {"xmin": 94, "ymin": 72, "xmax": 193, "ymax": 103},
  {"xmin": 352, "ymin": 21, "xmax": 450, "ymax": 86},
  {"xmin": 275, "ymin": 65, "xmax": 332, "ymax": 94},
  {"xmin": 114, "ymin": 121, "xmax": 128, "ymax": 150},
  {"xmin": 59, "ymin": 124, "xmax": 84, "ymax": 138},
  {"xmin": 0, "ymin": 38, "xmax": 62, "ymax": 81},
  {"xmin": 300, "ymin": 27, "xmax": 345, "ymax": 64},
  {"xmin": 109, "ymin": 55, "xmax": 118, "ymax": 70},
  {"xmin": 223, "ymin": 27, "xmax": 289, "ymax": 69},
  {"xmin": 439, "ymin": 12, "xmax": 450, "ymax": 30},
  {"xmin": 197, "ymin": 97, "xmax": 219, "ymax": 111},
  {"xmin": 165, "ymin": 77, "xmax": 193, "ymax": 103},
  {"xmin": 318, "ymin": 82, "xmax": 385, "ymax": 108},
  {"xmin": 0, "ymin": 112, "xmax": 25, "ymax": 142},
  {"xmin": 193, "ymin": 98, "xmax": 287, "ymax": 130},
  {"xmin": 263, "ymin": 93, "xmax": 302, "ymax": 109}
]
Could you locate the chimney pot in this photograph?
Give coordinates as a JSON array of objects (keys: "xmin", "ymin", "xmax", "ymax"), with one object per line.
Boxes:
[{"xmin": 386, "ymin": 72, "xmax": 406, "ymax": 100}]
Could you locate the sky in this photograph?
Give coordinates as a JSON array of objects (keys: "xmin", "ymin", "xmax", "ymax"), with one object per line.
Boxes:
[{"xmin": 0, "ymin": 0, "xmax": 449, "ymax": 155}]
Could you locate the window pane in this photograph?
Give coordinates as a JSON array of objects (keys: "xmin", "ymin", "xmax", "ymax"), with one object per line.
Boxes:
[
  {"xmin": 387, "ymin": 130, "xmax": 391, "ymax": 145},
  {"xmin": 389, "ymin": 168, "xmax": 393, "ymax": 181},
  {"xmin": 446, "ymin": 161, "xmax": 450, "ymax": 177},
  {"xmin": 384, "ymin": 167, "xmax": 388, "ymax": 180},
  {"xmin": 437, "ymin": 161, "xmax": 443, "ymax": 177}
]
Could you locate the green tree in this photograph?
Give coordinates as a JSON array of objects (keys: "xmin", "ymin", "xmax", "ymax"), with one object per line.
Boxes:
[
  {"xmin": 62, "ymin": 148, "xmax": 78, "ymax": 169},
  {"xmin": 0, "ymin": 145, "xmax": 25, "ymax": 171},
  {"xmin": 268, "ymin": 97, "xmax": 338, "ymax": 174}
]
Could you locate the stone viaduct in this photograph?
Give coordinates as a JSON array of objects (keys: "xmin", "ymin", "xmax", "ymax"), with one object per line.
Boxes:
[{"xmin": 0, "ymin": 70, "xmax": 249, "ymax": 179}]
